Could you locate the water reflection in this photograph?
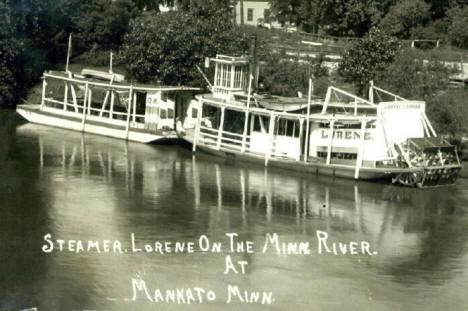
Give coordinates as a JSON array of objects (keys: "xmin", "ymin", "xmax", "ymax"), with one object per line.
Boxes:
[{"xmin": 6, "ymin": 120, "xmax": 468, "ymax": 310}]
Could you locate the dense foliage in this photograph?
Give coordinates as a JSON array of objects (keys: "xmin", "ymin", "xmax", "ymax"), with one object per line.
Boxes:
[
  {"xmin": 259, "ymin": 54, "xmax": 329, "ymax": 97},
  {"xmin": 0, "ymin": 0, "xmax": 141, "ymax": 105},
  {"xmin": 379, "ymin": 0, "xmax": 430, "ymax": 39},
  {"xmin": 119, "ymin": 2, "xmax": 248, "ymax": 85},
  {"xmin": 446, "ymin": 5, "xmax": 468, "ymax": 49},
  {"xmin": 338, "ymin": 28, "xmax": 400, "ymax": 95}
]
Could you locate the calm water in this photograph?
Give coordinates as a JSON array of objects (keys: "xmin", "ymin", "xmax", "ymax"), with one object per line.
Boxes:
[{"xmin": 1, "ymin": 109, "xmax": 468, "ymax": 311}]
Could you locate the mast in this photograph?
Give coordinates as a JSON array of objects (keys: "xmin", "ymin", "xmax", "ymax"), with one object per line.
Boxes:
[{"xmin": 65, "ymin": 33, "xmax": 72, "ymax": 73}]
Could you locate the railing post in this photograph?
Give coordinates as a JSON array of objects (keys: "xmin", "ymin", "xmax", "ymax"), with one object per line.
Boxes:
[
  {"xmin": 125, "ymin": 85, "xmax": 133, "ymax": 140},
  {"xmin": 265, "ymin": 113, "xmax": 276, "ymax": 166},
  {"xmin": 326, "ymin": 119, "xmax": 335, "ymax": 165},
  {"xmin": 63, "ymin": 82, "xmax": 69, "ymax": 111},
  {"xmin": 216, "ymin": 106, "xmax": 226, "ymax": 150},
  {"xmin": 81, "ymin": 81, "xmax": 89, "ymax": 131},
  {"xmin": 40, "ymin": 78, "xmax": 46, "ymax": 110},
  {"xmin": 241, "ymin": 110, "xmax": 249, "ymax": 153},
  {"xmin": 87, "ymin": 88, "xmax": 92, "ymax": 115},
  {"xmin": 132, "ymin": 92, "xmax": 137, "ymax": 123},
  {"xmin": 110, "ymin": 90, "xmax": 115, "ymax": 119},
  {"xmin": 297, "ymin": 118, "xmax": 304, "ymax": 161},
  {"xmin": 304, "ymin": 78, "xmax": 312, "ymax": 161},
  {"xmin": 354, "ymin": 117, "xmax": 367, "ymax": 179},
  {"xmin": 192, "ymin": 101, "xmax": 203, "ymax": 152},
  {"xmin": 99, "ymin": 91, "xmax": 110, "ymax": 117}
]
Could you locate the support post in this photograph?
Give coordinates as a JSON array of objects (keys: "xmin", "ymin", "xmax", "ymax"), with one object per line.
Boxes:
[
  {"xmin": 354, "ymin": 117, "xmax": 367, "ymax": 179},
  {"xmin": 265, "ymin": 113, "xmax": 276, "ymax": 166},
  {"xmin": 246, "ymin": 74, "xmax": 253, "ymax": 109},
  {"xmin": 423, "ymin": 112, "xmax": 437, "ymax": 137},
  {"xmin": 369, "ymin": 80, "xmax": 374, "ymax": 104},
  {"xmin": 99, "ymin": 91, "xmax": 110, "ymax": 117},
  {"xmin": 132, "ymin": 92, "xmax": 137, "ymax": 122},
  {"xmin": 216, "ymin": 106, "xmax": 226, "ymax": 150},
  {"xmin": 321, "ymin": 87, "xmax": 332, "ymax": 114},
  {"xmin": 192, "ymin": 102, "xmax": 203, "ymax": 152},
  {"xmin": 241, "ymin": 110, "xmax": 249, "ymax": 153},
  {"xmin": 70, "ymin": 84, "xmax": 78, "ymax": 112},
  {"xmin": 40, "ymin": 79, "xmax": 46, "ymax": 110},
  {"xmin": 326, "ymin": 119, "xmax": 335, "ymax": 165},
  {"xmin": 125, "ymin": 85, "xmax": 133, "ymax": 140},
  {"xmin": 110, "ymin": 90, "xmax": 115, "ymax": 119},
  {"xmin": 81, "ymin": 82, "xmax": 89, "ymax": 131},
  {"xmin": 297, "ymin": 118, "xmax": 304, "ymax": 161},
  {"xmin": 87, "ymin": 88, "xmax": 92, "ymax": 115},
  {"xmin": 63, "ymin": 82, "xmax": 69, "ymax": 110},
  {"xmin": 421, "ymin": 115, "xmax": 431, "ymax": 137},
  {"xmin": 303, "ymin": 78, "xmax": 313, "ymax": 161}
]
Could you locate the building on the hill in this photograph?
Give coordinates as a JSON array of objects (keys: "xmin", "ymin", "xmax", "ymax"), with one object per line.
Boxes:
[{"xmin": 234, "ymin": 0, "xmax": 281, "ymax": 28}]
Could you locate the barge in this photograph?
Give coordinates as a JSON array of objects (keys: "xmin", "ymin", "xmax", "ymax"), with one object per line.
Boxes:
[{"xmin": 17, "ymin": 70, "xmax": 199, "ymax": 143}]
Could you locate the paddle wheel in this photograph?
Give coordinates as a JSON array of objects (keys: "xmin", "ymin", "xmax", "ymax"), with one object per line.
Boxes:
[{"xmin": 392, "ymin": 137, "xmax": 462, "ymax": 188}]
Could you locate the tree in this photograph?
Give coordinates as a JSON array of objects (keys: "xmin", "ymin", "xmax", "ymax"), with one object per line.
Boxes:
[
  {"xmin": 446, "ymin": 5, "xmax": 468, "ymax": 48},
  {"xmin": 119, "ymin": 2, "xmax": 248, "ymax": 85},
  {"xmin": 0, "ymin": 3, "xmax": 22, "ymax": 106},
  {"xmin": 379, "ymin": 0, "xmax": 431, "ymax": 39},
  {"xmin": 268, "ymin": 0, "xmax": 394, "ymax": 36},
  {"xmin": 338, "ymin": 27, "xmax": 400, "ymax": 95},
  {"xmin": 375, "ymin": 48, "xmax": 454, "ymax": 99},
  {"xmin": 65, "ymin": 0, "xmax": 139, "ymax": 53}
]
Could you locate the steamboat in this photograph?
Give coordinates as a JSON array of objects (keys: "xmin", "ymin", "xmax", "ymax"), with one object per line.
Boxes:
[{"xmin": 181, "ymin": 54, "xmax": 462, "ymax": 187}]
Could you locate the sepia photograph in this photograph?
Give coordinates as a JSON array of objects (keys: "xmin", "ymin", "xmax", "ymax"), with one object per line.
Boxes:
[{"xmin": 1, "ymin": 0, "xmax": 468, "ymax": 310}]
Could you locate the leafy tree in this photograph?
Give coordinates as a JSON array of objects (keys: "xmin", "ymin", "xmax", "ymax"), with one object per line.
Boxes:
[
  {"xmin": 0, "ymin": 4, "xmax": 22, "ymax": 106},
  {"xmin": 119, "ymin": 2, "xmax": 248, "ymax": 85},
  {"xmin": 426, "ymin": 89, "xmax": 468, "ymax": 136},
  {"xmin": 379, "ymin": 0, "xmax": 431, "ymax": 39},
  {"xmin": 446, "ymin": 5, "xmax": 468, "ymax": 48},
  {"xmin": 259, "ymin": 54, "xmax": 329, "ymax": 97},
  {"xmin": 338, "ymin": 27, "xmax": 399, "ymax": 95},
  {"xmin": 268, "ymin": 0, "xmax": 394, "ymax": 36},
  {"xmin": 375, "ymin": 48, "xmax": 454, "ymax": 99},
  {"xmin": 65, "ymin": 0, "xmax": 139, "ymax": 53}
]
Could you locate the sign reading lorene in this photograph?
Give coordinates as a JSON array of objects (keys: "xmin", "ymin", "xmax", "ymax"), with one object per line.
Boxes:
[{"xmin": 320, "ymin": 129, "xmax": 373, "ymax": 140}]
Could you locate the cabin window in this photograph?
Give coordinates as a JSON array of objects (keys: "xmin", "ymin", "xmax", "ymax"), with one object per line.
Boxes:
[
  {"xmin": 247, "ymin": 8, "xmax": 253, "ymax": 21},
  {"xmin": 191, "ymin": 108, "xmax": 198, "ymax": 118},
  {"xmin": 168, "ymin": 108, "xmax": 174, "ymax": 119},
  {"xmin": 161, "ymin": 93, "xmax": 168, "ymax": 102},
  {"xmin": 160, "ymin": 109, "xmax": 167, "ymax": 119},
  {"xmin": 275, "ymin": 119, "xmax": 300, "ymax": 137}
]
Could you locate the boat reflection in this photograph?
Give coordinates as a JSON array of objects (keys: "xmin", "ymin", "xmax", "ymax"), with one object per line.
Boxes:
[{"xmin": 15, "ymin": 123, "xmax": 468, "ymax": 300}]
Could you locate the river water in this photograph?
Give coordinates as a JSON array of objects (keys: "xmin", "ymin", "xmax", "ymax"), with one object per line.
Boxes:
[{"xmin": 1, "ymin": 109, "xmax": 468, "ymax": 311}]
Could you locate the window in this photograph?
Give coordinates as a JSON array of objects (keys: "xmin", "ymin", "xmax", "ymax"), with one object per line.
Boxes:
[{"xmin": 247, "ymin": 8, "xmax": 253, "ymax": 22}]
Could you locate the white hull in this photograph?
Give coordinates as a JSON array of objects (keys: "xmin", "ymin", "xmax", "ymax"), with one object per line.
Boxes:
[{"xmin": 17, "ymin": 105, "xmax": 177, "ymax": 144}]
